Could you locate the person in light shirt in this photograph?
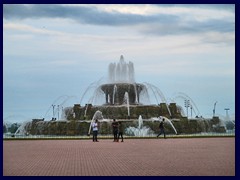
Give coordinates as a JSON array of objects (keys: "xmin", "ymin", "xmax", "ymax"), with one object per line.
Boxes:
[{"xmin": 92, "ymin": 119, "xmax": 99, "ymax": 142}]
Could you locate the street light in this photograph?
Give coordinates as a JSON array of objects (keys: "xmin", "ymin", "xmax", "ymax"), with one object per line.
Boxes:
[
  {"xmin": 52, "ymin": 104, "xmax": 56, "ymax": 119},
  {"xmin": 190, "ymin": 105, "xmax": 193, "ymax": 118},
  {"xmin": 61, "ymin": 106, "xmax": 63, "ymax": 118},
  {"xmin": 213, "ymin": 101, "xmax": 217, "ymax": 117},
  {"xmin": 184, "ymin": 100, "xmax": 190, "ymax": 118},
  {"xmin": 224, "ymin": 108, "xmax": 230, "ymax": 121},
  {"xmin": 57, "ymin": 105, "xmax": 60, "ymax": 120}
]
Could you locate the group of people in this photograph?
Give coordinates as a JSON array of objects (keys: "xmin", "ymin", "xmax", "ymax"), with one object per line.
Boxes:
[
  {"xmin": 91, "ymin": 118, "xmax": 166, "ymax": 142},
  {"xmin": 91, "ymin": 118, "xmax": 124, "ymax": 142},
  {"xmin": 112, "ymin": 119, "xmax": 124, "ymax": 142}
]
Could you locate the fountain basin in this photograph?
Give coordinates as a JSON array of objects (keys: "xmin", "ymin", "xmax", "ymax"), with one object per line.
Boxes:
[
  {"xmin": 101, "ymin": 83, "xmax": 144, "ymax": 105},
  {"xmin": 14, "ymin": 117, "xmax": 226, "ymax": 136}
]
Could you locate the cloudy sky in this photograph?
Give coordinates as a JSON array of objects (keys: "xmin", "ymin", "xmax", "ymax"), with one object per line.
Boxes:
[{"xmin": 3, "ymin": 4, "xmax": 235, "ymax": 123}]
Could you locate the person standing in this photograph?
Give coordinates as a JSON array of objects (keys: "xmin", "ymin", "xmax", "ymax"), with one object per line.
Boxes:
[
  {"xmin": 92, "ymin": 119, "xmax": 99, "ymax": 142},
  {"xmin": 117, "ymin": 121, "xmax": 124, "ymax": 142},
  {"xmin": 112, "ymin": 119, "xmax": 119, "ymax": 142},
  {"xmin": 157, "ymin": 118, "xmax": 166, "ymax": 139}
]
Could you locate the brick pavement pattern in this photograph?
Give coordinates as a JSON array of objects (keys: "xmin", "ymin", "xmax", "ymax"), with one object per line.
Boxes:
[{"xmin": 3, "ymin": 137, "xmax": 235, "ymax": 176}]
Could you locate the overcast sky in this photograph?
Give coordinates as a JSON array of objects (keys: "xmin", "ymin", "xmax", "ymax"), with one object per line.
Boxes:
[{"xmin": 3, "ymin": 4, "xmax": 235, "ymax": 123}]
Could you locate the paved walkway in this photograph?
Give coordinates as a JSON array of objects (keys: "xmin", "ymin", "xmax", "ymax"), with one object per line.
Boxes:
[{"xmin": 3, "ymin": 137, "xmax": 235, "ymax": 176}]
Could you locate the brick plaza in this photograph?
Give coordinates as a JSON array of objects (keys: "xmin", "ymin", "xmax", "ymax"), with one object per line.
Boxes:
[{"xmin": 3, "ymin": 137, "xmax": 235, "ymax": 176}]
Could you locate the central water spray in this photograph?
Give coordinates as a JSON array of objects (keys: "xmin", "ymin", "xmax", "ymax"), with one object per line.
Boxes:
[
  {"xmin": 123, "ymin": 92, "xmax": 130, "ymax": 117},
  {"xmin": 108, "ymin": 55, "xmax": 135, "ymax": 83}
]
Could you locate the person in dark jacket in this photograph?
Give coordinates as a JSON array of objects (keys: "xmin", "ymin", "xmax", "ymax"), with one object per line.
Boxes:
[
  {"xmin": 112, "ymin": 119, "xmax": 119, "ymax": 142},
  {"xmin": 157, "ymin": 118, "xmax": 166, "ymax": 139},
  {"xmin": 117, "ymin": 121, "xmax": 124, "ymax": 142}
]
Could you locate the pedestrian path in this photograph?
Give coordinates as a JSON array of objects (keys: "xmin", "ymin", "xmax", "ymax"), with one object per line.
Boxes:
[{"xmin": 3, "ymin": 138, "xmax": 235, "ymax": 176}]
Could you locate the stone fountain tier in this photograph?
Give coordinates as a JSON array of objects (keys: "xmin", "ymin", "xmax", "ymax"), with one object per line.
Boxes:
[
  {"xmin": 16, "ymin": 116, "xmax": 226, "ymax": 136},
  {"xmin": 100, "ymin": 83, "xmax": 145, "ymax": 105},
  {"xmin": 71, "ymin": 103, "xmax": 182, "ymax": 120}
]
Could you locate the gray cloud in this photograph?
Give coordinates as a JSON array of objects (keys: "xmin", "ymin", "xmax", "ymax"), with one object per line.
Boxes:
[
  {"xmin": 3, "ymin": 4, "xmax": 234, "ymax": 36},
  {"xmin": 155, "ymin": 4, "xmax": 235, "ymax": 12},
  {"xmin": 142, "ymin": 19, "xmax": 234, "ymax": 36},
  {"xmin": 3, "ymin": 4, "xmax": 179, "ymax": 26}
]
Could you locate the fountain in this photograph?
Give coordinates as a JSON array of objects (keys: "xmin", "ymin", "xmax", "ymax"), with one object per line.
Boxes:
[
  {"xmin": 125, "ymin": 115, "xmax": 178, "ymax": 137},
  {"xmin": 70, "ymin": 56, "xmax": 180, "ymax": 120},
  {"xmin": 123, "ymin": 92, "xmax": 130, "ymax": 117},
  {"xmin": 11, "ymin": 55, "xmax": 230, "ymax": 137},
  {"xmin": 125, "ymin": 115, "xmax": 154, "ymax": 137}
]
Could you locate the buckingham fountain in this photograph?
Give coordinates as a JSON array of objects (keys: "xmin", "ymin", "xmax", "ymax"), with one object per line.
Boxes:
[{"xmin": 12, "ymin": 55, "xmax": 230, "ymax": 137}]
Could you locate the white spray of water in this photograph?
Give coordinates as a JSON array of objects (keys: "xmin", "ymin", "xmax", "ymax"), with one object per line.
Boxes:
[
  {"xmin": 125, "ymin": 115, "xmax": 154, "ymax": 137},
  {"xmin": 123, "ymin": 92, "xmax": 130, "ymax": 117}
]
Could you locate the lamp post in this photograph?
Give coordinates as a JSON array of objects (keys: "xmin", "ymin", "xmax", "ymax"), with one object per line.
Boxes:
[
  {"xmin": 61, "ymin": 106, "xmax": 64, "ymax": 118},
  {"xmin": 52, "ymin": 104, "xmax": 56, "ymax": 120},
  {"xmin": 190, "ymin": 105, "xmax": 193, "ymax": 118},
  {"xmin": 224, "ymin": 108, "xmax": 230, "ymax": 121},
  {"xmin": 57, "ymin": 105, "xmax": 60, "ymax": 120},
  {"xmin": 184, "ymin": 100, "xmax": 190, "ymax": 118},
  {"xmin": 213, "ymin": 101, "xmax": 217, "ymax": 117}
]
